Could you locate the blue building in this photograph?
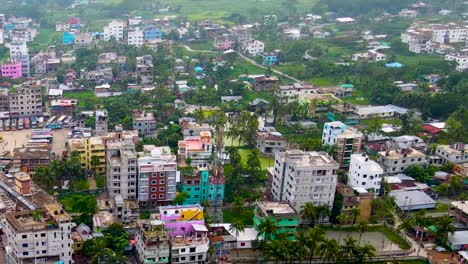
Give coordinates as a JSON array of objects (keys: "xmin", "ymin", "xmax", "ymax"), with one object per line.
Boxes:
[
  {"xmin": 260, "ymin": 52, "xmax": 279, "ymax": 66},
  {"xmin": 180, "ymin": 167, "xmax": 225, "ymax": 206},
  {"xmin": 62, "ymin": 31, "xmax": 75, "ymax": 45},
  {"xmin": 144, "ymin": 25, "xmax": 163, "ymax": 40},
  {"xmin": 11, "ymin": 54, "xmax": 30, "ymax": 77}
]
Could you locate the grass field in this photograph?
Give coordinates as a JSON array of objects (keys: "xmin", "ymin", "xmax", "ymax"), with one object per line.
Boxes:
[
  {"xmin": 238, "ymin": 148, "xmax": 274, "ymax": 170},
  {"xmin": 223, "ymin": 208, "xmax": 254, "ymax": 225}
]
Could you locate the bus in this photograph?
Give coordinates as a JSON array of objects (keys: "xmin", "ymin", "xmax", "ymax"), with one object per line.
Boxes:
[
  {"xmin": 18, "ymin": 118, "xmax": 24, "ymax": 130},
  {"xmin": 45, "ymin": 123, "xmax": 62, "ymax": 130},
  {"xmin": 24, "ymin": 117, "xmax": 30, "ymax": 129},
  {"xmin": 11, "ymin": 119, "xmax": 17, "ymax": 131},
  {"xmin": 57, "ymin": 115, "xmax": 66, "ymax": 123},
  {"xmin": 38, "ymin": 117, "xmax": 44, "ymax": 128},
  {"xmin": 0, "ymin": 119, "xmax": 3, "ymax": 131},
  {"xmin": 30, "ymin": 116, "xmax": 37, "ymax": 128},
  {"xmin": 4, "ymin": 119, "xmax": 10, "ymax": 131},
  {"xmin": 46, "ymin": 116, "xmax": 57, "ymax": 124},
  {"xmin": 63, "ymin": 116, "xmax": 73, "ymax": 127},
  {"xmin": 28, "ymin": 139, "xmax": 51, "ymax": 145}
]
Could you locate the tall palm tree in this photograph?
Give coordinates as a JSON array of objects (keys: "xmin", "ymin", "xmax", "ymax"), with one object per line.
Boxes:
[
  {"xmin": 357, "ymin": 220, "xmax": 369, "ymax": 245},
  {"xmin": 90, "ymin": 155, "xmax": 101, "ymax": 176},
  {"xmin": 232, "ymin": 196, "xmax": 246, "ymax": 215},
  {"xmin": 338, "ymin": 236, "xmax": 359, "ymax": 263},
  {"xmin": 100, "ymin": 248, "xmax": 127, "ymax": 264},
  {"xmin": 263, "ymin": 240, "xmax": 286, "ymax": 264},
  {"xmin": 256, "ymin": 217, "xmax": 279, "ymax": 243},
  {"xmin": 319, "ymin": 238, "xmax": 339, "ymax": 263},
  {"xmin": 229, "ymin": 220, "xmax": 245, "ymax": 258},
  {"xmin": 306, "ymin": 227, "xmax": 325, "ymax": 263},
  {"xmin": 300, "ymin": 202, "xmax": 317, "ymax": 226},
  {"xmin": 435, "ymin": 215, "xmax": 456, "ymax": 244},
  {"xmin": 336, "ymin": 213, "xmax": 349, "ymax": 244},
  {"xmin": 397, "ymin": 216, "xmax": 415, "ymax": 234},
  {"xmin": 351, "ymin": 208, "xmax": 360, "ymax": 225},
  {"xmin": 356, "ymin": 243, "xmax": 376, "ymax": 264}
]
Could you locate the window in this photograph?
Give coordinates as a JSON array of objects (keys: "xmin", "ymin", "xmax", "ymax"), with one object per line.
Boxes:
[
  {"xmin": 23, "ymin": 252, "xmax": 29, "ymax": 256},
  {"xmin": 240, "ymin": 242, "xmax": 246, "ymax": 246},
  {"xmin": 190, "ymin": 247, "xmax": 196, "ymax": 253},
  {"xmin": 22, "ymin": 243, "xmax": 28, "ymax": 247},
  {"xmin": 22, "ymin": 235, "xmax": 27, "ymax": 239}
]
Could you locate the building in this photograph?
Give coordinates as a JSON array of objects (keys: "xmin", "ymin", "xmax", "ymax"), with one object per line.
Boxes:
[
  {"xmin": 335, "ymin": 184, "xmax": 374, "ymax": 224},
  {"xmin": 95, "ymin": 109, "xmax": 108, "ymax": 135},
  {"xmin": 106, "ymin": 137, "xmax": 137, "ymax": 200},
  {"xmin": 159, "ymin": 204, "xmax": 209, "ymax": 263},
  {"xmin": 143, "ymin": 24, "xmax": 163, "ymax": 41},
  {"xmin": 277, "ymin": 82, "xmax": 316, "ymax": 103},
  {"xmin": 252, "ymin": 76, "xmax": 279, "ymax": 91},
  {"xmin": 436, "ymin": 143, "xmax": 468, "ymax": 164},
  {"xmin": 12, "ymin": 146, "xmax": 51, "ymax": 173},
  {"xmin": 136, "ymin": 55, "xmax": 154, "ymax": 84},
  {"xmin": 390, "ymin": 190, "xmax": 436, "ymax": 211},
  {"xmin": 74, "ymin": 33, "xmax": 93, "ymax": 46},
  {"xmin": 377, "ymin": 148, "xmax": 426, "ymax": 174},
  {"xmin": 1, "ymin": 60, "xmax": 22, "ymax": 79},
  {"xmin": 14, "ymin": 171, "xmax": 31, "ymax": 195},
  {"xmin": 132, "ymin": 110, "xmax": 156, "ymax": 136},
  {"xmin": 135, "ymin": 219, "xmax": 171, "ymax": 264},
  {"xmin": 259, "ymin": 52, "xmax": 279, "ymax": 66},
  {"xmin": 393, "ymin": 135, "xmax": 426, "ymax": 150},
  {"xmin": 213, "ymin": 34, "xmax": 236, "ymax": 51},
  {"xmin": 68, "ymin": 137, "xmax": 106, "ymax": 174},
  {"xmin": 231, "ymin": 26, "xmax": 252, "ymax": 45},
  {"xmin": 445, "ymin": 49, "xmax": 468, "ymax": 72},
  {"xmin": 103, "ymin": 20, "xmax": 125, "ymax": 41},
  {"xmin": 11, "ymin": 54, "xmax": 30, "ymax": 77},
  {"xmin": 179, "ymin": 166, "xmax": 225, "ymax": 206},
  {"xmin": 50, "ymin": 99, "xmax": 77, "ymax": 116},
  {"xmin": 448, "ymin": 231, "xmax": 468, "ymax": 251},
  {"xmin": 255, "ymin": 127, "xmax": 287, "ymax": 156},
  {"xmin": 270, "ymin": 150, "xmax": 339, "ymax": 211},
  {"xmin": 352, "ymin": 49, "xmax": 387, "ymax": 62},
  {"xmin": 322, "ymin": 121, "xmax": 363, "ymax": 168},
  {"xmin": 137, "ymin": 146, "xmax": 178, "ymax": 206},
  {"xmin": 4, "ymin": 203, "xmax": 74, "ymax": 264},
  {"xmin": 253, "ymin": 201, "xmax": 298, "ymax": 240},
  {"xmin": 8, "ymin": 81, "xmax": 42, "ymax": 118},
  {"xmin": 179, "ymin": 118, "xmax": 211, "ymax": 137},
  {"xmin": 449, "ymin": 201, "xmax": 468, "ymax": 227},
  {"xmin": 128, "ymin": 28, "xmax": 144, "ymax": 47},
  {"xmin": 348, "ymin": 154, "xmax": 383, "ymax": 194},
  {"xmin": 178, "ymin": 131, "xmax": 213, "ymax": 167},
  {"xmin": 243, "ymin": 40, "xmax": 265, "ymax": 56},
  {"xmin": 355, "ymin": 104, "xmax": 409, "ymax": 119},
  {"xmin": 8, "ymin": 41, "xmax": 28, "ymax": 57},
  {"xmin": 56, "ymin": 22, "xmax": 70, "ymax": 32}
]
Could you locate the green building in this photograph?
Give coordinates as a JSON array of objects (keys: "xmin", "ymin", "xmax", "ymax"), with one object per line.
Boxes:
[
  {"xmin": 253, "ymin": 201, "xmax": 299, "ymax": 240},
  {"xmin": 180, "ymin": 167, "xmax": 225, "ymax": 206}
]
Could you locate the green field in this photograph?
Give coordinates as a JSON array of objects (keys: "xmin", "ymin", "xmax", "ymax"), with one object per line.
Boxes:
[
  {"xmin": 223, "ymin": 208, "xmax": 254, "ymax": 225},
  {"xmin": 238, "ymin": 148, "xmax": 274, "ymax": 170}
]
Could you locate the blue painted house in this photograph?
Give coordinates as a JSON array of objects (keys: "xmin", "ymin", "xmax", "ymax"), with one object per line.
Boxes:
[
  {"xmin": 62, "ymin": 31, "xmax": 75, "ymax": 45},
  {"xmin": 180, "ymin": 168, "xmax": 225, "ymax": 206},
  {"xmin": 144, "ymin": 24, "xmax": 163, "ymax": 40},
  {"xmin": 260, "ymin": 52, "xmax": 279, "ymax": 66}
]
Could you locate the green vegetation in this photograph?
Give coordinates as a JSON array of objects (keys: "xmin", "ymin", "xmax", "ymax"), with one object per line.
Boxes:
[
  {"xmin": 223, "ymin": 208, "xmax": 254, "ymax": 225},
  {"xmin": 95, "ymin": 175, "xmax": 106, "ymax": 189},
  {"xmin": 75, "ymin": 178, "xmax": 90, "ymax": 191},
  {"xmin": 238, "ymin": 148, "xmax": 274, "ymax": 170}
]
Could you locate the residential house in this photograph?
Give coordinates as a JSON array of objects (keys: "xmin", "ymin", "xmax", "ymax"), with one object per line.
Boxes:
[
  {"xmin": 252, "ymin": 75, "xmax": 279, "ymax": 91},
  {"xmin": 95, "ymin": 109, "xmax": 108, "ymax": 135},
  {"xmin": 179, "ymin": 166, "xmax": 225, "ymax": 206},
  {"xmin": 103, "ymin": 20, "xmax": 125, "ymax": 41},
  {"xmin": 8, "ymin": 41, "xmax": 28, "ymax": 57},
  {"xmin": 259, "ymin": 52, "xmax": 279, "ymax": 66},
  {"xmin": 8, "ymin": 81, "xmax": 42, "ymax": 117},
  {"xmin": 213, "ymin": 34, "xmax": 236, "ymax": 51},
  {"xmin": 1, "ymin": 60, "xmax": 22, "ymax": 79},
  {"xmin": 135, "ymin": 219, "xmax": 171, "ymax": 264},
  {"xmin": 136, "ymin": 55, "xmax": 154, "ymax": 84},
  {"xmin": 377, "ymin": 148, "xmax": 426, "ymax": 174},
  {"xmin": 106, "ymin": 136, "xmax": 137, "ymax": 200},
  {"xmin": 436, "ymin": 143, "xmax": 468, "ymax": 164},
  {"xmin": 11, "ymin": 54, "xmax": 30, "ymax": 77},
  {"xmin": 322, "ymin": 121, "xmax": 363, "ymax": 168},
  {"xmin": 12, "ymin": 146, "xmax": 51, "ymax": 173},
  {"xmin": 355, "ymin": 104, "xmax": 410, "ymax": 119},
  {"xmin": 449, "ymin": 201, "xmax": 468, "ymax": 227},
  {"xmin": 255, "ymin": 127, "xmax": 287, "ymax": 156},
  {"xmin": 132, "ymin": 110, "xmax": 156, "ymax": 136},
  {"xmin": 128, "ymin": 28, "xmax": 144, "ymax": 47},
  {"xmin": 348, "ymin": 154, "xmax": 383, "ymax": 194},
  {"xmin": 352, "ymin": 49, "xmax": 387, "ymax": 62},
  {"xmin": 50, "ymin": 99, "xmax": 77, "ymax": 116},
  {"xmin": 335, "ymin": 183, "xmax": 374, "ymax": 224},
  {"xmin": 68, "ymin": 137, "xmax": 106, "ymax": 174},
  {"xmin": 179, "ymin": 118, "xmax": 211, "ymax": 137},
  {"xmin": 445, "ymin": 49, "xmax": 468, "ymax": 72},
  {"xmin": 277, "ymin": 82, "xmax": 316, "ymax": 103},
  {"xmin": 56, "ymin": 22, "xmax": 69, "ymax": 32},
  {"xmin": 243, "ymin": 40, "xmax": 265, "ymax": 56},
  {"xmin": 253, "ymin": 201, "xmax": 298, "ymax": 240},
  {"xmin": 178, "ymin": 131, "xmax": 213, "ymax": 166}
]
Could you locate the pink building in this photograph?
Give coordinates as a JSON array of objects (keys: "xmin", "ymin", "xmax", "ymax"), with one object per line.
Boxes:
[
  {"xmin": 213, "ymin": 34, "xmax": 236, "ymax": 51},
  {"xmin": 159, "ymin": 204, "xmax": 206, "ymax": 237},
  {"xmin": 1, "ymin": 61, "xmax": 22, "ymax": 79}
]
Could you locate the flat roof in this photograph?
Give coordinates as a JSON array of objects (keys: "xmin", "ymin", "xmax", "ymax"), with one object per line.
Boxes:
[
  {"xmin": 256, "ymin": 201, "xmax": 297, "ymax": 215},
  {"xmin": 451, "ymin": 201, "xmax": 468, "ymax": 215},
  {"xmin": 449, "ymin": 231, "xmax": 468, "ymax": 246}
]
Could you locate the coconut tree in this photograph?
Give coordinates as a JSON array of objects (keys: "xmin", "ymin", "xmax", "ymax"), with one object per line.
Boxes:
[
  {"xmin": 435, "ymin": 215, "xmax": 456, "ymax": 244},
  {"xmin": 300, "ymin": 202, "xmax": 317, "ymax": 226},
  {"xmin": 232, "ymin": 196, "xmax": 246, "ymax": 215},
  {"xmin": 90, "ymin": 155, "xmax": 101, "ymax": 176},
  {"xmin": 263, "ymin": 240, "xmax": 286, "ymax": 264},
  {"xmin": 357, "ymin": 220, "xmax": 369, "ymax": 245},
  {"xmin": 356, "ymin": 243, "xmax": 376, "ymax": 264},
  {"xmin": 319, "ymin": 238, "xmax": 339, "ymax": 263},
  {"xmin": 336, "ymin": 213, "xmax": 349, "ymax": 244},
  {"xmin": 305, "ymin": 227, "xmax": 326, "ymax": 262},
  {"xmin": 351, "ymin": 208, "xmax": 360, "ymax": 225},
  {"xmin": 229, "ymin": 220, "xmax": 246, "ymax": 257},
  {"xmin": 338, "ymin": 236, "xmax": 359, "ymax": 263},
  {"xmin": 397, "ymin": 216, "xmax": 415, "ymax": 234},
  {"xmin": 256, "ymin": 217, "xmax": 279, "ymax": 243}
]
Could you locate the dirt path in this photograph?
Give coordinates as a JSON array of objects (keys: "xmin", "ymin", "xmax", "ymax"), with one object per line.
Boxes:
[{"xmin": 87, "ymin": 177, "xmax": 97, "ymax": 190}]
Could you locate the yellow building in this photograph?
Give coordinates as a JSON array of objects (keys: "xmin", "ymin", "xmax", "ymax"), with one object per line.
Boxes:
[{"xmin": 67, "ymin": 137, "xmax": 106, "ymax": 174}]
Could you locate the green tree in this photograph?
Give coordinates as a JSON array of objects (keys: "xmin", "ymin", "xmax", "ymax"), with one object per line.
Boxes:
[
  {"xmin": 357, "ymin": 221, "xmax": 368, "ymax": 245},
  {"xmin": 33, "ymin": 166, "xmax": 56, "ymax": 190},
  {"xmin": 355, "ymin": 243, "xmax": 376, "ymax": 264},
  {"xmin": 173, "ymin": 192, "xmax": 189, "ymax": 205},
  {"xmin": 104, "ymin": 223, "xmax": 129, "ymax": 253},
  {"xmin": 232, "ymin": 196, "xmax": 246, "ymax": 215},
  {"xmin": 229, "ymin": 220, "xmax": 246, "ymax": 257},
  {"xmin": 338, "ymin": 236, "xmax": 359, "ymax": 263},
  {"xmin": 306, "ymin": 227, "xmax": 325, "ymax": 262},
  {"xmin": 90, "ymin": 155, "xmax": 101, "ymax": 176},
  {"xmin": 300, "ymin": 202, "xmax": 317, "ymax": 226},
  {"xmin": 435, "ymin": 215, "xmax": 456, "ymax": 244},
  {"xmin": 256, "ymin": 217, "xmax": 279, "ymax": 242},
  {"xmin": 263, "ymin": 240, "xmax": 286, "ymax": 264},
  {"xmin": 320, "ymin": 238, "xmax": 339, "ymax": 263}
]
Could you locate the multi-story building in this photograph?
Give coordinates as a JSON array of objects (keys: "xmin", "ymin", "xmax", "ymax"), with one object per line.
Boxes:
[
  {"xmin": 335, "ymin": 183, "xmax": 374, "ymax": 224},
  {"xmin": 8, "ymin": 41, "xmax": 28, "ymax": 57},
  {"xmin": 213, "ymin": 34, "xmax": 236, "ymax": 51},
  {"xmin": 68, "ymin": 137, "xmax": 106, "ymax": 174},
  {"xmin": 11, "ymin": 54, "xmax": 30, "ymax": 78},
  {"xmin": 103, "ymin": 20, "xmax": 125, "ymax": 41},
  {"xmin": 277, "ymin": 82, "xmax": 316, "ymax": 103},
  {"xmin": 322, "ymin": 121, "xmax": 363, "ymax": 168},
  {"xmin": 243, "ymin": 39, "xmax": 265, "ymax": 56},
  {"xmin": 255, "ymin": 127, "xmax": 287, "ymax": 156},
  {"xmin": 252, "ymin": 75, "xmax": 279, "ymax": 91},
  {"xmin": 135, "ymin": 219, "xmax": 171, "ymax": 264},
  {"xmin": 0, "ymin": 88, "xmax": 8, "ymax": 112},
  {"xmin": 136, "ymin": 55, "xmax": 154, "ymax": 84},
  {"xmin": 270, "ymin": 150, "xmax": 339, "ymax": 211},
  {"xmin": 178, "ymin": 131, "xmax": 213, "ymax": 166},
  {"xmin": 137, "ymin": 146, "xmax": 178, "ymax": 206},
  {"xmin": 56, "ymin": 22, "xmax": 70, "ymax": 32},
  {"xmin": 128, "ymin": 28, "xmax": 144, "ymax": 47},
  {"xmin": 106, "ymin": 137, "xmax": 137, "ymax": 200},
  {"xmin": 377, "ymin": 148, "xmax": 426, "ymax": 174},
  {"xmin": 12, "ymin": 146, "xmax": 51, "ymax": 173},
  {"xmin": 449, "ymin": 201, "xmax": 468, "ymax": 227},
  {"xmin": 159, "ymin": 204, "xmax": 209, "ymax": 263},
  {"xmin": 1, "ymin": 60, "xmax": 22, "ymax": 79},
  {"xmin": 4, "ymin": 203, "xmax": 74, "ymax": 264},
  {"xmin": 143, "ymin": 24, "xmax": 163, "ymax": 41},
  {"xmin": 445, "ymin": 49, "xmax": 468, "ymax": 72},
  {"xmin": 50, "ymin": 99, "xmax": 77, "ymax": 116},
  {"xmin": 180, "ymin": 166, "xmax": 225, "ymax": 206},
  {"xmin": 132, "ymin": 110, "xmax": 156, "ymax": 136},
  {"xmin": 179, "ymin": 118, "xmax": 211, "ymax": 137},
  {"xmin": 231, "ymin": 26, "xmax": 252, "ymax": 46},
  {"xmin": 8, "ymin": 81, "xmax": 42, "ymax": 117},
  {"xmin": 253, "ymin": 201, "xmax": 298, "ymax": 240},
  {"xmin": 95, "ymin": 109, "xmax": 108, "ymax": 136},
  {"xmin": 74, "ymin": 33, "xmax": 93, "ymax": 46},
  {"xmin": 436, "ymin": 143, "xmax": 468, "ymax": 164},
  {"xmin": 348, "ymin": 154, "xmax": 383, "ymax": 194}
]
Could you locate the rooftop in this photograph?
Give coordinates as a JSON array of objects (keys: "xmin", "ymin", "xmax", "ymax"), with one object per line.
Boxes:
[
  {"xmin": 13, "ymin": 146, "xmax": 50, "ymax": 160},
  {"xmin": 281, "ymin": 150, "xmax": 339, "ymax": 167},
  {"xmin": 390, "ymin": 190, "xmax": 436, "ymax": 210},
  {"xmin": 357, "ymin": 104, "xmax": 409, "ymax": 116},
  {"xmin": 378, "ymin": 149, "xmax": 425, "ymax": 159},
  {"xmin": 451, "ymin": 201, "xmax": 468, "ymax": 215},
  {"xmin": 256, "ymin": 201, "xmax": 297, "ymax": 216}
]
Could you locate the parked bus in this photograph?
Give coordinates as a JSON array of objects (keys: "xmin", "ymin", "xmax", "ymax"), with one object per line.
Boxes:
[
  {"xmin": 4, "ymin": 119, "xmax": 10, "ymax": 131},
  {"xmin": 30, "ymin": 116, "xmax": 37, "ymax": 128},
  {"xmin": 46, "ymin": 116, "xmax": 57, "ymax": 124},
  {"xmin": 18, "ymin": 118, "xmax": 24, "ymax": 130},
  {"xmin": 0, "ymin": 119, "xmax": 3, "ymax": 132},
  {"xmin": 24, "ymin": 117, "xmax": 30, "ymax": 129},
  {"xmin": 38, "ymin": 117, "xmax": 44, "ymax": 128},
  {"xmin": 11, "ymin": 119, "xmax": 17, "ymax": 131},
  {"xmin": 45, "ymin": 123, "xmax": 62, "ymax": 130},
  {"xmin": 57, "ymin": 115, "xmax": 66, "ymax": 123},
  {"xmin": 63, "ymin": 116, "xmax": 72, "ymax": 127}
]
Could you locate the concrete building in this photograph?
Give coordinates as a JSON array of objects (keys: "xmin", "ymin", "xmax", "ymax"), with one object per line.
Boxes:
[
  {"xmin": 335, "ymin": 183, "xmax": 374, "ymax": 224},
  {"xmin": 252, "ymin": 76, "xmax": 279, "ymax": 91},
  {"xmin": 11, "ymin": 54, "xmax": 30, "ymax": 78},
  {"xmin": 377, "ymin": 148, "xmax": 426, "ymax": 174},
  {"xmin": 137, "ymin": 146, "xmax": 178, "ymax": 206},
  {"xmin": 132, "ymin": 110, "xmax": 156, "ymax": 136},
  {"xmin": 178, "ymin": 131, "xmax": 213, "ymax": 167},
  {"xmin": 277, "ymin": 82, "xmax": 316, "ymax": 103},
  {"xmin": 106, "ymin": 137, "xmax": 137, "ymax": 200},
  {"xmin": 13, "ymin": 146, "xmax": 51, "ymax": 173},
  {"xmin": 445, "ymin": 49, "xmax": 468, "ymax": 72},
  {"xmin": 348, "ymin": 154, "xmax": 383, "ymax": 194},
  {"xmin": 243, "ymin": 39, "xmax": 265, "ymax": 56},
  {"xmin": 128, "ymin": 28, "xmax": 144, "ymax": 47},
  {"xmin": 50, "ymin": 99, "xmax": 77, "ymax": 116},
  {"xmin": 213, "ymin": 34, "xmax": 236, "ymax": 51},
  {"xmin": 4, "ymin": 203, "xmax": 74, "ymax": 264},
  {"xmin": 103, "ymin": 20, "xmax": 125, "ymax": 41},
  {"xmin": 270, "ymin": 150, "xmax": 339, "ymax": 211},
  {"xmin": 95, "ymin": 109, "xmax": 108, "ymax": 136},
  {"xmin": 179, "ymin": 166, "xmax": 225, "ymax": 206},
  {"xmin": 352, "ymin": 49, "xmax": 387, "ymax": 62},
  {"xmin": 253, "ymin": 201, "xmax": 298, "ymax": 240},
  {"xmin": 136, "ymin": 55, "xmax": 154, "ymax": 84},
  {"xmin": 436, "ymin": 143, "xmax": 468, "ymax": 164},
  {"xmin": 143, "ymin": 24, "xmax": 163, "ymax": 40},
  {"xmin": 8, "ymin": 41, "xmax": 28, "ymax": 57},
  {"xmin": 322, "ymin": 121, "xmax": 363, "ymax": 168},
  {"xmin": 1, "ymin": 61, "xmax": 22, "ymax": 79},
  {"xmin": 8, "ymin": 81, "xmax": 42, "ymax": 117},
  {"xmin": 74, "ymin": 33, "xmax": 93, "ymax": 46},
  {"xmin": 390, "ymin": 190, "xmax": 436, "ymax": 211},
  {"xmin": 255, "ymin": 127, "xmax": 287, "ymax": 156},
  {"xmin": 68, "ymin": 137, "xmax": 106, "ymax": 175},
  {"xmin": 449, "ymin": 201, "xmax": 468, "ymax": 227},
  {"xmin": 135, "ymin": 219, "xmax": 171, "ymax": 264},
  {"xmin": 179, "ymin": 118, "xmax": 211, "ymax": 137},
  {"xmin": 56, "ymin": 22, "xmax": 70, "ymax": 32},
  {"xmin": 231, "ymin": 26, "xmax": 252, "ymax": 45}
]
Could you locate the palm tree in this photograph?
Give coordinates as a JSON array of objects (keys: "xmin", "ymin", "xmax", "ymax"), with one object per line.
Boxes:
[
  {"xmin": 256, "ymin": 217, "xmax": 279, "ymax": 242},
  {"xmin": 306, "ymin": 227, "xmax": 325, "ymax": 263},
  {"xmin": 300, "ymin": 202, "xmax": 317, "ymax": 226},
  {"xmin": 336, "ymin": 213, "xmax": 349, "ymax": 244},
  {"xmin": 351, "ymin": 208, "xmax": 360, "ymax": 225},
  {"xmin": 263, "ymin": 240, "xmax": 286, "ymax": 264},
  {"xmin": 232, "ymin": 196, "xmax": 246, "ymax": 215},
  {"xmin": 90, "ymin": 155, "xmax": 100, "ymax": 176},
  {"xmin": 229, "ymin": 220, "xmax": 245, "ymax": 258},
  {"xmin": 356, "ymin": 243, "xmax": 376, "ymax": 264},
  {"xmin": 357, "ymin": 220, "xmax": 369, "ymax": 245},
  {"xmin": 295, "ymin": 232, "xmax": 310, "ymax": 261},
  {"xmin": 435, "ymin": 215, "xmax": 456, "ymax": 244},
  {"xmin": 319, "ymin": 238, "xmax": 339, "ymax": 263},
  {"xmin": 338, "ymin": 236, "xmax": 359, "ymax": 263},
  {"xmin": 397, "ymin": 216, "xmax": 415, "ymax": 234},
  {"xmin": 100, "ymin": 248, "xmax": 127, "ymax": 264}
]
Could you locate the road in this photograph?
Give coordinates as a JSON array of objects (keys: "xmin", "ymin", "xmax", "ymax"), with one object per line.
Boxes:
[{"xmin": 180, "ymin": 45, "xmax": 301, "ymax": 82}]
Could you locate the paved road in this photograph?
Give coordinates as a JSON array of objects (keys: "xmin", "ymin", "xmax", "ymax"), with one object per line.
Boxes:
[{"xmin": 181, "ymin": 45, "xmax": 301, "ymax": 82}]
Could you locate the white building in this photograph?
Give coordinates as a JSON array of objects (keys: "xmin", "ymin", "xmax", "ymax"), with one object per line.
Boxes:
[
  {"xmin": 8, "ymin": 41, "xmax": 28, "ymax": 57},
  {"xmin": 0, "ymin": 29, "xmax": 4, "ymax": 44},
  {"xmin": 322, "ymin": 121, "xmax": 363, "ymax": 168},
  {"xmin": 377, "ymin": 148, "xmax": 426, "ymax": 174},
  {"xmin": 128, "ymin": 28, "xmax": 144, "ymax": 47},
  {"xmin": 445, "ymin": 49, "xmax": 468, "ymax": 71},
  {"xmin": 103, "ymin": 20, "xmax": 125, "ymax": 41},
  {"xmin": 129, "ymin": 16, "xmax": 142, "ymax": 26},
  {"xmin": 56, "ymin": 22, "xmax": 70, "ymax": 32},
  {"xmin": 352, "ymin": 50, "xmax": 386, "ymax": 62},
  {"xmin": 4, "ymin": 204, "xmax": 74, "ymax": 264},
  {"xmin": 255, "ymin": 127, "xmax": 287, "ymax": 156},
  {"xmin": 132, "ymin": 110, "xmax": 156, "ymax": 136},
  {"xmin": 178, "ymin": 131, "xmax": 213, "ymax": 167},
  {"xmin": 135, "ymin": 219, "xmax": 171, "ymax": 264},
  {"xmin": 243, "ymin": 40, "xmax": 265, "ymax": 56},
  {"xmin": 106, "ymin": 137, "xmax": 138, "ymax": 200},
  {"xmin": 348, "ymin": 154, "xmax": 383, "ymax": 195},
  {"xmin": 277, "ymin": 82, "xmax": 316, "ymax": 103},
  {"xmin": 436, "ymin": 143, "xmax": 468, "ymax": 164},
  {"xmin": 270, "ymin": 150, "xmax": 339, "ymax": 211}
]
